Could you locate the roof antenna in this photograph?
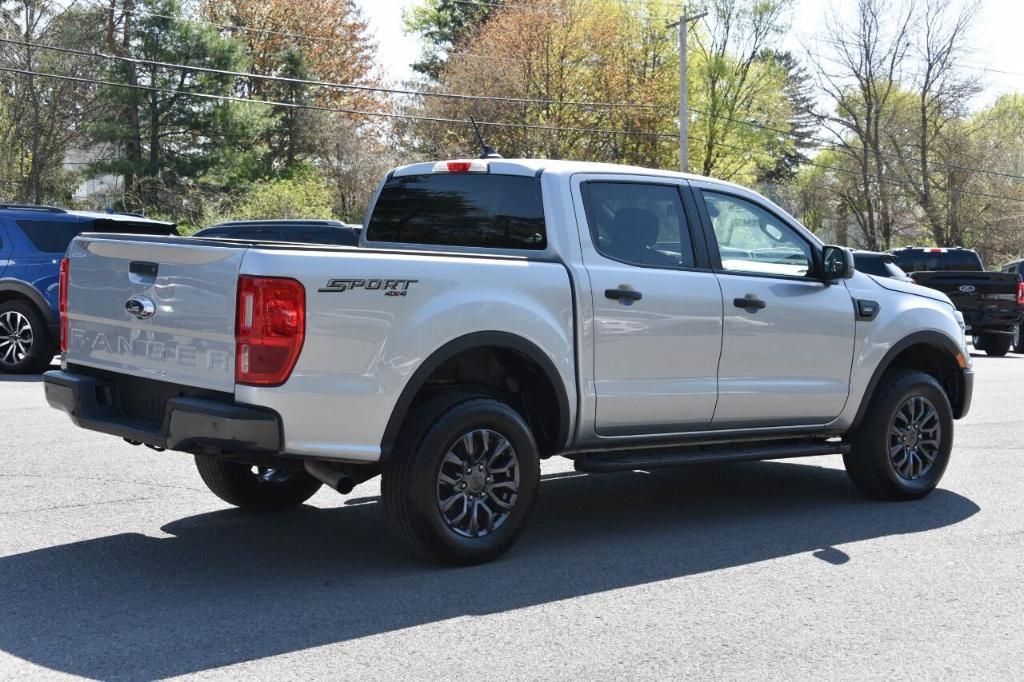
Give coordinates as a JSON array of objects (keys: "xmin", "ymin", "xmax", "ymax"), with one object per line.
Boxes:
[{"xmin": 469, "ymin": 116, "xmax": 503, "ymax": 159}]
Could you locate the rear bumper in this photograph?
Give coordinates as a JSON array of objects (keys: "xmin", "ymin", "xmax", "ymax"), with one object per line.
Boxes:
[
  {"xmin": 961, "ymin": 309, "xmax": 1022, "ymax": 334},
  {"xmin": 43, "ymin": 370, "xmax": 282, "ymax": 455}
]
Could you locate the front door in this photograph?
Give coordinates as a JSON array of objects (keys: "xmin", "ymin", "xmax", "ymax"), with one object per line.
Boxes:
[
  {"xmin": 694, "ymin": 187, "xmax": 856, "ymax": 428},
  {"xmin": 576, "ymin": 177, "xmax": 724, "ymax": 436}
]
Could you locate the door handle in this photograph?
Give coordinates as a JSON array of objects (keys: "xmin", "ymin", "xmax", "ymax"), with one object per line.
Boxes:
[
  {"xmin": 733, "ymin": 295, "xmax": 766, "ymax": 310},
  {"xmin": 605, "ymin": 287, "xmax": 643, "ymax": 302}
]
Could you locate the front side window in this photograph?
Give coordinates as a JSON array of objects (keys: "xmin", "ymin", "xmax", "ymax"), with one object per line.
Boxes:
[
  {"xmin": 701, "ymin": 192, "xmax": 812, "ymax": 278},
  {"xmin": 366, "ymin": 173, "xmax": 546, "ymax": 249},
  {"xmin": 583, "ymin": 182, "xmax": 695, "ymax": 268}
]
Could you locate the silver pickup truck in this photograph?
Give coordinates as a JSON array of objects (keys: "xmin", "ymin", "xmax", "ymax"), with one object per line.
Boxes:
[{"xmin": 44, "ymin": 159, "xmax": 974, "ymax": 564}]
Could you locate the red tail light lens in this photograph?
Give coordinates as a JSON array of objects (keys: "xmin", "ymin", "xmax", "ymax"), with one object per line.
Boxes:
[
  {"xmin": 235, "ymin": 275, "xmax": 305, "ymax": 386},
  {"xmin": 58, "ymin": 257, "xmax": 69, "ymax": 353},
  {"xmin": 1017, "ymin": 280, "xmax": 1024, "ymax": 306}
]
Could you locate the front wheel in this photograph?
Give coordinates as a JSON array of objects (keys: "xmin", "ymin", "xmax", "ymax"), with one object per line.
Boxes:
[
  {"xmin": 194, "ymin": 456, "xmax": 322, "ymax": 509},
  {"xmin": 382, "ymin": 393, "xmax": 540, "ymax": 565},
  {"xmin": 844, "ymin": 369, "xmax": 953, "ymax": 500}
]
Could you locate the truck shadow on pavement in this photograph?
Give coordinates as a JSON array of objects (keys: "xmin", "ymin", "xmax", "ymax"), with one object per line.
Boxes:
[{"xmin": 0, "ymin": 460, "xmax": 978, "ymax": 680}]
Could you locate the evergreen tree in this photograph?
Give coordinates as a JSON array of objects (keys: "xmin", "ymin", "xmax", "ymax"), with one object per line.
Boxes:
[{"xmin": 90, "ymin": 0, "xmax": 270, "ymax": 212}]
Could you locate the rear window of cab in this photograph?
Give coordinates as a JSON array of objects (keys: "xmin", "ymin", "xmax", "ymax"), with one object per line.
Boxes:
[{"xmin": 366, "ymin": 173, "xmax": 546, "ymax": 250}]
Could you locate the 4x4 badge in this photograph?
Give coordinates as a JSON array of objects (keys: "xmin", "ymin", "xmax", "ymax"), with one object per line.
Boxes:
[{"xmin": 318, "ymin": 278, "xmax": 418, "ymax": 296}]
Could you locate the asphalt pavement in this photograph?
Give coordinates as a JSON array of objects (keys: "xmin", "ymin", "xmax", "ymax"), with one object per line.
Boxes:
[{"xmin": 0, "ymin": 353, "xmax": 1021, "ymax": 680}]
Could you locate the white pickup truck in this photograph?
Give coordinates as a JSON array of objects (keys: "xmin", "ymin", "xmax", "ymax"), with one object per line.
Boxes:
[{"xmin": 44, "ymin": 158, "xmax": 973, "ymax": 564}]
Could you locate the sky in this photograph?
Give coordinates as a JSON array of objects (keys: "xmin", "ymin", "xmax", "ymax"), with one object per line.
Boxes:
[{"xmin": 356, "ymin": 0, "xmax": 1024, "ymax": 109}]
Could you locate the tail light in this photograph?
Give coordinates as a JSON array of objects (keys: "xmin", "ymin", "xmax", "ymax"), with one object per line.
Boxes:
[
  {"xmin": 58, "ymin": 257, "xmax": 69, "ymax": 353},
  {"xmin": 235, "ymin": 275, "xmax": 305, "ymax": 386},
  {"xmin": 1017, "ymin": 280, "xmax": 1024, "ymax": 306}
]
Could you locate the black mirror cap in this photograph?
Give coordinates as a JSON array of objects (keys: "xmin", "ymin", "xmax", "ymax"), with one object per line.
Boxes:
[{"xmin": 822, "ymin": 245, "xmax": 856, "ymax": 281}]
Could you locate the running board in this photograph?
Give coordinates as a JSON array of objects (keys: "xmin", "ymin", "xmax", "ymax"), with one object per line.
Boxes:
[{"xmin": 573, "ymin": 440, "xmax": 851, "ymax": 474}]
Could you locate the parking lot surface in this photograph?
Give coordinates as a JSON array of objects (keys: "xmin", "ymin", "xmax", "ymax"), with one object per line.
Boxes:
[{"xmin": 0, "ymin": 354, "xmax": 1021, "ymax": 680}]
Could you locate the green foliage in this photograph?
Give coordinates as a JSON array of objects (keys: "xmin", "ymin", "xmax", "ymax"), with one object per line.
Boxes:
[
  {"xmin": 404, "ymin": 0, "xmax": 498, "ymax": 79},
  {"xmin": 228, "ymin": 166, "xmax": 335, "ymax": 221},
  {"xmin": 89, "ymin": 0, "xmax": 272, "ymax": 212}
]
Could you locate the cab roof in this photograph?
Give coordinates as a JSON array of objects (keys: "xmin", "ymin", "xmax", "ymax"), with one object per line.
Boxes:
[{"xmin": 391, "ymin": 158, "xmax": 746, "ymax": 191}]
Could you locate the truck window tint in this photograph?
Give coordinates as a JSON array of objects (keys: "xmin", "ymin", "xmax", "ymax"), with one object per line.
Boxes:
[
  {"xmin": 16, "ymin": 219, "xmax": 88, "ymax": 253},
  {"xmin": 366, "ymin": 174, "xmax": 546, "ymax": 249},
  {"xmin": 702, "ymin": 192, "xmax": 812, "ymax": 278},
  {"xmin": 891, "ymin": 250, "xmax": 984, "ymax": 273},
  {"xmin": 582, "ymin": 182, "xmax": 695, "ymax": 268}
]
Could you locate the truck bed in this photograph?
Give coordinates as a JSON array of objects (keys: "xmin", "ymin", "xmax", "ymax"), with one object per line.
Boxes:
[{"xmin": 62, "ymin": 232, "xmax": 576, "ymax": 461}]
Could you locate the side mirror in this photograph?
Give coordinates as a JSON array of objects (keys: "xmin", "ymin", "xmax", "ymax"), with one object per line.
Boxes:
[{"xmin": 822, "ymin": 245, "xmax": 855, "ymax": 281}]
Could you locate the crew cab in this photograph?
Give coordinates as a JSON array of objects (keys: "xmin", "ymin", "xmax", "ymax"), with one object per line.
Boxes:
[
  {"xmin": 890, "ymin": 246, "xmax": 1024, "ymax": 357},
  {"xmin": 44, "ymin": 160, "xmax": 973, "ymax": 564}
]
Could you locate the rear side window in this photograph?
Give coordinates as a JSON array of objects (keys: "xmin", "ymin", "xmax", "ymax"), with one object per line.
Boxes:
[
  {"xmin": 17, "ymin": 218, "xmax": 177, "ymax": 253},
  {"xmin": 366, "ymin": 174, "xmax": 546, "ymax": 249},
  {"xmin": 891, "ymin": 250, "xmax": 984, "ymax": 273},
  {"xmin": 15, "ymin": 219, "xmax": 86, "ymax": 253},
  {"xmin": 582, "ymin": 182, "xmax": 696, "ymax": 268}
]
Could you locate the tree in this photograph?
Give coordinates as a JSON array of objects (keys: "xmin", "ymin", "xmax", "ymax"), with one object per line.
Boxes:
[
  {"xmin": 0, "ymin": 0, "xmax": 106, "ymax": 203},
  {"xmin": 402, "ymin": 0, "xmax": 794, "ymax": 181},
  {"xmin": 891, "ymin": 0, "xmax": 980, "ymax": 247},
  {"xmin": 688, "ymin": 0, "xmax": 796, "ymax": 181},
  {"xmin": 404, "ymin": 0, "xmax": 499, "ymax": 79},
  {"xmin": 812, "ymin": 0, "xmax": 915, "ymax": 250},
  {"xmin": 90, "ymin": 0, "xmax": 271, "ymax": 213},
  {"xmin": 199, "ymin": 0, "xmax": 378, "ymax": 174},
  {"xmin": 756, "ymin": 50, "xmax": 818, "ymax": 185}
]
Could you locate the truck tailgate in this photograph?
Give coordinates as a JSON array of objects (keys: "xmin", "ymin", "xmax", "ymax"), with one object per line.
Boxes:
[
  {"xmin": 911, "ymin": 270, "xmax": 1019, "ymax": 313},
  {"xmin": 64, "ymin": 234, "xmax": 244, "ymax": 392}
]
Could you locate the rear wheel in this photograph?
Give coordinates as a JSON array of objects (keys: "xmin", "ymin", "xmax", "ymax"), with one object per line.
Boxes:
[
  {"xmin": 382, "ymin": 393, "xmax": 540, "ymax": 565},
  {"xmin": 983, "ymin": 333, "xmax": 1011, "ymax": 357},
  {"xmin": 844, "ymin": 369, "xmax": 953, "ymax": 500},
  {"xmin": 0, "ymin": 300, "xmax": 55, "ymax": 374},
  {"xmin": 194, "ymin": 456, "xmax": 322, "ymax": 509},
  {"xmin": 1012, "ymin": 325, "xmax": 1024, "ymax": 354}
]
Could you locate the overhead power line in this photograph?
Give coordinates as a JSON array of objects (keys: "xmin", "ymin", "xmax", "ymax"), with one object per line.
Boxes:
[
  {"xmin": 0, "ymin": 64, "xmax": 677, "ymax": 140},
  {"xmin": 0, "ymin": 36, "xmax": 667, "ymax": 111},
  {"xmin": 4, "ymin": 62, "xmax": 1023, "ymax": 203},
  {"xmin": 8, "ymin": 35, "xmax": 1023, "ymax": 184}
]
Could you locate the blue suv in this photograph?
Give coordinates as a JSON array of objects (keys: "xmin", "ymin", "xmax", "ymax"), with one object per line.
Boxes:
[{"xmin": 0, "ymin": 205, "xmax": 176, "ymax": 373}]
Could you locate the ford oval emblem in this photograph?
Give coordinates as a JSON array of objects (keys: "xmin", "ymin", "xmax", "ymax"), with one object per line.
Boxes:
[
  {"xmin": 958, "ymin": 285, "xmax": 976, "ymax": 293},
  {"xmin": 125, "ymin": 296, "xmax": 156, "ymax": 319}
]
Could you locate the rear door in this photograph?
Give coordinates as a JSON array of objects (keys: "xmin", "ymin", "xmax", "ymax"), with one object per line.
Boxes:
[
  {"xmin": 575, "ymin": 175, "xmax": 723, "ymax": 436},
  {"xmin": 64, "ymin": 235, "xmax": 245, "ymax": 392},
  {"xmin": 692, "ymin": 185, "xmax": 856, "ymax": 428}
]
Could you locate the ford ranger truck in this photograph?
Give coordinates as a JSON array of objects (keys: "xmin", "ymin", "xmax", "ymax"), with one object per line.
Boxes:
[{"xmin": 44, "ymin": 159, "xmax": 974, "ymax": 565}]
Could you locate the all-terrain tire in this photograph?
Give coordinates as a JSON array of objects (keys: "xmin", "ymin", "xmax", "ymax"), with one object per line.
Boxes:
[
  {"xmin": 844, "ymin": 369, "xmax": 953, "ymax": 501},
  {"xmin": 381, "ymin": 392, "xmax": 540, "ymax": 565},
  {"xmin": 0, "ymin": 299, "xmax": 56, "ymax": 374},
  {"xmin": 194, "ymin": 456, "xmax": 322, "ymax": 509}
]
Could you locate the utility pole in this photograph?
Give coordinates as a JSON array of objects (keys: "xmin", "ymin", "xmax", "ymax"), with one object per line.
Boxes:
[{"xmin": 668, "ymin": 9, "xmax": 707, "ymax": 173}]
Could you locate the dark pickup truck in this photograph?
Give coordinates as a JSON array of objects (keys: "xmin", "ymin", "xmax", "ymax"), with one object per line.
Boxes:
[{"xmin": 890, "ymin": 247, "xmax": 1024, "ymax": 357}]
